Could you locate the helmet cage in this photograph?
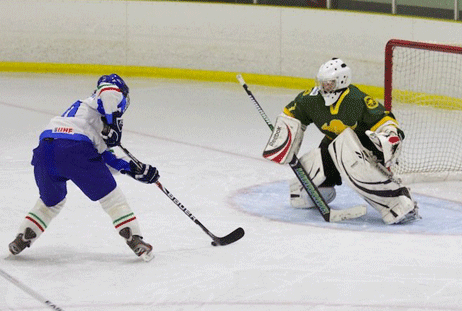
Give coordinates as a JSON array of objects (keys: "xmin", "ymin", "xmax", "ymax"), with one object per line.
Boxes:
[
  {"xmin": 316, "ymin": 78, "xmax": 338, "ymax": 96},
  {"xmin": 315, "ymin": 58, "xmax": 352, "ymax": 106}
]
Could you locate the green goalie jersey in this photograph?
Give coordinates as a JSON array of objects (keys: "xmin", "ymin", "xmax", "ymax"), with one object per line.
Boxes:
[{"xmin": 283, "ymin": 84, "xmax": 399, "ymax": 147}]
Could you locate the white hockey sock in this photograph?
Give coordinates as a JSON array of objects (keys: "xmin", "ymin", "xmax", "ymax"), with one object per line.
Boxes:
[
  {"xmin": 99, "ymin": 186, "xmax": 142, "ymax": 237},
  {"xmin": 17, "ymin": 198, "xmax": 65, "ymax": 244}
]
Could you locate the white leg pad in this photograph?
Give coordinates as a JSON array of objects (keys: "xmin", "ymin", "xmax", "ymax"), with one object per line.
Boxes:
[
  {"xmin": 18, "ymin": 198, "xmax": 65, "ymax": 243},
  {"xmin": 99, "ymin": 186, "xmax": 142, "ymax": 236},
  {"xmin": 289, "ymin": 148, "xmax": 334, "ymax": 208},
  {"xmin": 298, "ymin": 148, "xmax": 327, "ymax": 186},
  {"xmin": 328, "ymin": 128, "xmax": 415, "ymax": 224}
]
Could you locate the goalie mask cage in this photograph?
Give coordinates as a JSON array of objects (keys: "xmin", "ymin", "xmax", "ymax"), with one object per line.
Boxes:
[{"xmin": 384, "ymin": 39, "xmax": 462, "ymax": 183}]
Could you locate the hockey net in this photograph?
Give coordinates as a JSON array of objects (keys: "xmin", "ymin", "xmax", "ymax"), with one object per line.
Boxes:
[{"xmin": 384, "ymin": 39, "xmax": 462, "ymax": 183}]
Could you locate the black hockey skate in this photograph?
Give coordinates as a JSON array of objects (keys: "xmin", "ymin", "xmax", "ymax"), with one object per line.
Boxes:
[
  {"xmin": 9, "ymin": 228, "xmax": 36, "ymax": 255},
  {"xmin": 119, "ymin": 228, "xmax": 154, "ymax": 262}
]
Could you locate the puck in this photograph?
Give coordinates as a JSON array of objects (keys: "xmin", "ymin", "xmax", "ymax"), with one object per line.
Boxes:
[{"xmin": 211, "ymin": 241, "xmax": 218, "ymax": 246}]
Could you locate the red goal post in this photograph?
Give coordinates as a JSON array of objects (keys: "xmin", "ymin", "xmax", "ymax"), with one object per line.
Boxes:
[{"xmin": 384, "ymin": 39, "xmax": 462, "ymax": 183}]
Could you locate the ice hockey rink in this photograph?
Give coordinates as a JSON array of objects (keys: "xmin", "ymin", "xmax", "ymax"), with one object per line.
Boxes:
[{"xmin": 1, "ymin": 73, "xmax": 462, "ymax": 311}]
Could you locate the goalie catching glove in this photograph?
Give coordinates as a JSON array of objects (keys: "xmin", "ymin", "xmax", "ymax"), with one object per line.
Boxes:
[
  {"xmin": 366, "ymin": 121, "xmax": 404, "ymax": 169},
  {"xmin": 121, "ymin": 161, "xmax": 160, "ymax": 184},
  {"xmin": 263, "ymin": 114, "xmax": 304, "ymax": 164}
]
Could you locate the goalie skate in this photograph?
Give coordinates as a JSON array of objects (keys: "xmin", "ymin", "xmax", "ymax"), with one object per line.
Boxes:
[{"xmin": 395, "ymin": 204, "xmax": 421, "ymax": 225}]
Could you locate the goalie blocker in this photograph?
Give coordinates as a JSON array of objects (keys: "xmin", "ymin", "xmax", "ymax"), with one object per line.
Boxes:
[
  {"xmin": 328, "ymin": 128, "xmax": 420, "ymax": 224},
  {"xmin": 263, "ymin": 114, "xmax": 304, "ymax": 164}
]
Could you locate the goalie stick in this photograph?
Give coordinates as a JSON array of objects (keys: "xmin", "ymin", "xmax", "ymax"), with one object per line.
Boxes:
[
  {"xmin": 118, "ymin": 144, "xmax": 245, "ymax": 246},
  {"xmin": 236, "ymin": 74, "xmax": 367, "ymax": 222}
]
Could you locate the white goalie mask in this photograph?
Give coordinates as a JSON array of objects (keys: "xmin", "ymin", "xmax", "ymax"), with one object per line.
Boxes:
[{"xmin": 315, "ymin": 58, "xmax": 352, "ymax": 106}]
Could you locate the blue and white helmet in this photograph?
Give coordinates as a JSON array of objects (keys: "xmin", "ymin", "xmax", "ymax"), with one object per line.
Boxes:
[
  {"xmin": 315, "ymin": 58, "xmax": 352, "ymax": 106},
  {"xmin": 97, "ymin": 73, "xmax": 130, "ymax": 115},
  {"xmin": 97, "ymin": 74, "xmax": 129, "ymax": 98}
]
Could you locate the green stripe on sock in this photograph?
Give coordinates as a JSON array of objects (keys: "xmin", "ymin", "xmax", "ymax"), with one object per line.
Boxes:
[
  {"xmin": 113, "ymin": 213, "xmax": 134, "ymax": 226},
  {"xmin": 28, "ymin": 212, "xmax": 47, "ymax": 229}
]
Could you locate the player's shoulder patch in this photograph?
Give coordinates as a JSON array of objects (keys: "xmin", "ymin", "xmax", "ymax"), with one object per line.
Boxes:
[
  {"xmin": 364, "ymin": 96, "xmax": 379, "ymax": 109},
  {"xmin": 284, "ymin": 104, "xmax": 297, "ymax": 117}
]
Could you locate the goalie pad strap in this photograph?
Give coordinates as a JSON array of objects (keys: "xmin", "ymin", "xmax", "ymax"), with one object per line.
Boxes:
[{"xmin": 263, "ymin": 114, "xmax": 304, "ymax": 165}]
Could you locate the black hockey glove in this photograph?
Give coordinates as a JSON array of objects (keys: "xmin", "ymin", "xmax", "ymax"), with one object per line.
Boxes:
[
  {"xmin": 121, "ymin": 161, "xmax": 160, "ymax": 184},
  {"xmin": 101, "ymin": 114, "xmax": 123, "ymax": 147}
]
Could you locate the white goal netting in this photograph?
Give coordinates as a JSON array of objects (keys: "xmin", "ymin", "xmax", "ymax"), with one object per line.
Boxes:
[{"xmin": 385, "ymin": 39, "xmax": 462, "ymax": 182}]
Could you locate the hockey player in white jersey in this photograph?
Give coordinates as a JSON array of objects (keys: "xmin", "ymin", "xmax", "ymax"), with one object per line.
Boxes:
[{"xmin": 9, "ymin": 74, "xmax": 157, "ymax": 261}]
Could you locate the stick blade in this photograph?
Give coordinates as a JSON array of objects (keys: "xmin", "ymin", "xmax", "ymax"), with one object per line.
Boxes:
[
  {"xmin": 212, "ymin": 227, "xmax": 245, "ymax": 246},
  {"xmin": 329, "ymin": 205, "xmax": 367, "ymax": 222},
  {"xmin": 140, "ymin": 250, "xmax": 155, "ymax": 262}
]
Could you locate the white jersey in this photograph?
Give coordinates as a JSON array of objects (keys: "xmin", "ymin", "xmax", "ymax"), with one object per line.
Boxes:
[{"xmin": 40, "ymin": 83, "xmax": 126, "ymax": 154}]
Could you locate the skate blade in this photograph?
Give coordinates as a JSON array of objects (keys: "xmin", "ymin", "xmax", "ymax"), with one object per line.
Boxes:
[
  {"xmin": 140, "ymin": 250, "xmax": 155, "ymax": 262},
  {"xmin": 396, "ymin": 214, "xmax": 422, "ymax": 225}
]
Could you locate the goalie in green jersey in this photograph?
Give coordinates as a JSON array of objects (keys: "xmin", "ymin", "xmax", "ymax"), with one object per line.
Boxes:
[{"xmin": 263, "ymin": 58, "xmax": 420, "ymax": 224}]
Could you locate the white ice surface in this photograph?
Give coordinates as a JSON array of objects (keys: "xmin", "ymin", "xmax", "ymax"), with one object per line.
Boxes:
[{"xmin": 1, "ymin": 73, "xmax": 462, "ymax": 311}]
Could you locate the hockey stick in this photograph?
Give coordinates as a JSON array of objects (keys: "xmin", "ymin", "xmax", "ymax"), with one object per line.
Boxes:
[
  {"xmin": 118, "ymin": 144, "xmax": 245, "ymax": 246},
  {"xmin": 237, "ymin": 74, "xmax": 367, "ymax": 222},
  {"xmin": 0, "ymin": 268, "xmax": 65, "ymax": 310}
]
